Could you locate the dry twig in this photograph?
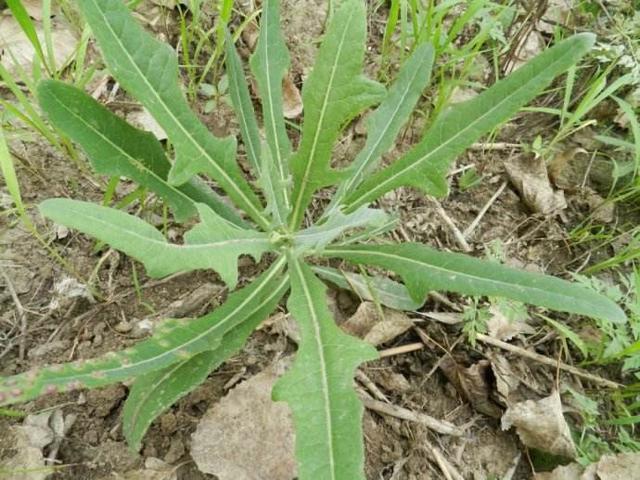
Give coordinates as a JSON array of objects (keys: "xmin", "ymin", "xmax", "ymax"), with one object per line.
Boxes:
[
  {"xmin": 358, "ymin": 390, "xmax": 464, "ymax": 436},
  {"xmin": 476, "ymin": 333, "xmax": 621, "ymax": 389}
]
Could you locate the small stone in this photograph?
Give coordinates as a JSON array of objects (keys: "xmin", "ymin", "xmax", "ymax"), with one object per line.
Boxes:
[
  {"xmin": 92, "ymin": 334, "xmax": 103, "ymax": 347},
  {"xmin": 114, "ymin": 320, "xmax": 133, "ymax": 334},
  {"xmin": 164, "ymin": 437, "xmax": 185, "ymax": 464},
  {"xmin": 86, "ymin": 385, "xmax": 126, "ymax": 418},
  {"xmin": 28, "ymin": 340, "xmax": 70, "ymax": 359},
  {"xmin": 83, "ymin": 430, "xmax": 99, "ymax": 445},
  {"xmin": 131, "ymin": 319, "xmax": 154, "ymax": 338},
  {"xmin": 159, "ymin": 413, "xmax": 178, "ymax": 435}
]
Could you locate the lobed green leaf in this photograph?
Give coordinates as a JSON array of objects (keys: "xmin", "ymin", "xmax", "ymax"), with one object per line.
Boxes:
[
  {"xmin": 0, "ymin": 260, "xmax": 288, "ymax": 406},
  {"xmin": 77, "ymin": 0, "xmax": 269, "ymax": 228},
  {"xmin": 123, "ymin": 270, "xmax": 289, "ymax": 451},
  {"xmin": 288, "ymin": 0, "xmax": 385, "ymax": 228},
  {"xmin": 344, "ymin": 33, "xmax": 596, "ymax": 210},
  {"xmin": 273, "ymin": 257, "xmax": 378, "ymax": 480},
  {"xmin": 328, "ymin": 43, "xmax": 435, "ymax": 215},
  {"xmin": 325, "ymin": 243, "xmax": 626, "ymax": 323},
  {"xmin": 39, "ymin": 199, "xmax": 272, "ymax": 288},
  {"xmin": 37, "ymin": 79, "xmax": 245, "ymax": 226}
]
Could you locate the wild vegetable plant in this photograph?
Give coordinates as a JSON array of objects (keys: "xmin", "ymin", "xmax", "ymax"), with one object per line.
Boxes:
[{"xmin": 0, "ymin": 0, "xmax": 627, "ymax": 477}]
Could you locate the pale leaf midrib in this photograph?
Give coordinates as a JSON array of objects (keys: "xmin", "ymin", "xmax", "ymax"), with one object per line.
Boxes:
[
  {"xmin": 290, "ymin": 8, "xmax": 356, "ymax": 227},
  {"xmin": 229, "ymin": 59, "xmax": 260, "ymax": 172},
  {"xmin": 346, "ymin": 47, "xmax": 578, "ymax": 208},
  {"xmin": 88, "ymin": 0, "xmax": 266, "ymax": 225}
]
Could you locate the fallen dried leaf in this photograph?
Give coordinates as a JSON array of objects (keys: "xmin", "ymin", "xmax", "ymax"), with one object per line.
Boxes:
[
  {"xmin": 539, "ymin": 0, "xmax": 574, "ymax": 34},
  {"xmin": 548, "ymin": 147, "xmax": 588, "ymax": 189},
  {"xmin": 534, "ymin": 452, "xmax": 640, "ymax": 480},
  {"xmin": 282, "ymin": 74, "xmax": 303, "ymax": 118},
  {"xmin": 190, "ymin": 365, "xmax": 297, "ymax": 480},
  {"xmin": 502, "ymin": 390, "xmax": 577, "ymax": 458},
  {"xmin": 490, "ymin": 354, "xmax": 521, "ymax": 406},
  {"xmin": 449, "ymin": 86, "xmax": 479, "ymax": 104},
  {"xmin": 341, "ymin": 301, "xmax": 414, "ymax": 346},
  {"xmin": 486, "ymin": 304, "xmax": 534, "ymax": 341},
  {"xmin": 48, "ymin": 276, "xmax": 95, "ymax": 311},
  {"xmin": 2, "ymin": 425, "xmax": 51, "ymax": 480},
  {"xmin": 596, "ymin": 452, "xmax": 640, "ymax": 480},
  {"xmin": 99, "ymin": 457, "xmax": 178, "ymax": 480},
  {"xmin": 506, "ymin": 155, "xmax": 567, "ymax": 214},
  {"xmin": 507, "ymin": 30, "xmax": 544, "ymax": 73},
  {"xmin": 440, "ymin": 357, "xmax": 503, "ymax": 418}
]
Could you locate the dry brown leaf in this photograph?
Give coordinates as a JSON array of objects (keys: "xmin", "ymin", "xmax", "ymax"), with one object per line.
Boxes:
[
  {"xmin": 341, "ymin": 301, "xmax": 414, "ymax": 346},
  {"xmin": 501, "ymin": 390, "xmax": 577, "ymax": 458},
  {"xmin": 146, "ymin": 0, "xmax": 178, "ymax": 7},
  {"xmin": 0, "ymin": 409, "xmax": 72, "ymax": 480},
  {"xmin": 595, "ymin": 452, "xmax": 640, "ymax": 480},
  {"xmin": 581, "ymin": 189, "xmax": 615, "ymax": 224},
  {"xmin": 20, "ymin": 0, "xmax": 53, "ymax": 21},
  {"xmin": 449, "ymin": 86, "xmax": 478, "ymax": 104},
  {"xmin": 98, "ymin": 458, "xmax": 178, "ymax": 480},
  {"xmin": 0, "ymin": 12, "xmax": 76, "ymax": 76},
  {"xmin": 548, "ymin": 147, "xmax": 588, "ymax": 189},
  {"xmin": 1, "ymin": 425, "xmax": 51, "ymax": 480},
  {"xmin": 422, "ymin": 311, "xmax": 463, "ymax": 325},
  {"xmin": 506, "ymin": 155, "xmax": 567, "ymax": 214},
  {"xmin": 260, "ymin": 312, "xmax": 301, "ymax": 344},
  {"xmin": 190, "ymin": 365, "xmax": 297, "ymax": 480},
  {"xmin": 486, "ymin": 304, "xmax": 534, "ymax": 341},
  {"xmin": 489, "ymin": 354, "xmax": 521, "ymax": 406},
  {"xmin": 282, "ymin": 74, "xmax": 303, "ymax": 119},
  {"xmin": 440, "ymin": 357, "xmax": 503, "ymax": 418},
  {"xmin": 533, "ymin": 452, "xmax": 640, "ymax": 480}
]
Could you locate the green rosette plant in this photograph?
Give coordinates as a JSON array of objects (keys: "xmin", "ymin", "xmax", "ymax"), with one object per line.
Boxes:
[{"xmin": 0, "ymin": 0, "xmax": 623, "ymax": 478}]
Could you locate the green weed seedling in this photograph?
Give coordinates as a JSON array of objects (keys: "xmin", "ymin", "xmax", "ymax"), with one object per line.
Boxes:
[{"xmin": 0, "ymin": 0, "xmax": 627, "ymax": 477}]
